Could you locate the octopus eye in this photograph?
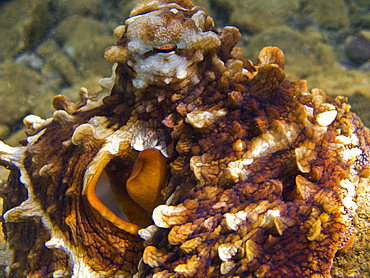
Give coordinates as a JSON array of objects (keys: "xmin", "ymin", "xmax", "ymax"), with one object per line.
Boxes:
[{"xmin": 153, "ymin": 44, "xmax": 177, "ymax": 54}]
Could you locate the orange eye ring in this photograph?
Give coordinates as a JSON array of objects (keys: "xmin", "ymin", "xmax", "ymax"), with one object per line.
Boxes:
[{"xmin": 153, "ymin": 44, "xmax": 177, "ymax": 53}]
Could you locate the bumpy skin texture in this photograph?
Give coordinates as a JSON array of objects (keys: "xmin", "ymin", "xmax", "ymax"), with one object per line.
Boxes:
[{"xmin": 1, "ymin": 0, "xmax": 370, "ymax": 277}]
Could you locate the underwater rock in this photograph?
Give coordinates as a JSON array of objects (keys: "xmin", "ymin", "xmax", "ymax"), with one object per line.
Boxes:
[
  {"xmin": 302, "ymin": 0, "xmax": 349, "ymax": 30},
  {"xmin": 0, "ymin": 0, "xmax": 370, "ymax": 277},
  {"xmin": 242, "ymin": 26, "xmax": 337, "ymax": 81},
  {"xmin": 0, "ymin": 62, "xmax": 44, "ymax": 129},
  {"xmin": 50, "ymin": 0, "xmax": 104, "ymax": 19},
  {"xmin": 37, "ymin": 39, "xmax": 82, "ymax": 88},
  {"xmin": 0, "ymin": 0, "xmax": 51, "ymax": 61},
  {"xmin": 241, "ymin": 25, "xmax": 370, "ymax": 99},
  {"xmin": 54, "ymin": 15, "xmax": 115, "ymax": 79},
  {"xmin": 228, "ymin": 0, "xmax": 300, "ymax": 34},
  {"xmin": 345, "ymin": 30, "xmax": 370, "ymax": 65}
]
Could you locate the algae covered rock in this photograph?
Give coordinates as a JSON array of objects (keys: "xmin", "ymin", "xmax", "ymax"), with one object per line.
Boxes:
[
  {"xmin": 228, "ymin": 0, "xmax": 300, "ymax": 34},
  {"xmin": 0, "ymin": 0, "xmax": 51, "ymax": 61},
  {"xmin": 50, "ymin": 0, "xmax": 104, "ymax": 19},
  {"xmin": 37, "ymin": 39, "xmax": 82, "ymax": 87},
  {"xmin": 241, "ymin": 26, "xmax": 337, "ymax": 80},
  {"xmin": 0, "ymin": 62, "xmax": 44, "ymax": 128},
  {"xmin": 54, "ymin": 15, "xmax": 115, "ymax": 79},
  {"xmin": 302, "ymin": 0, "xmax": 349, "ymax": 30}
]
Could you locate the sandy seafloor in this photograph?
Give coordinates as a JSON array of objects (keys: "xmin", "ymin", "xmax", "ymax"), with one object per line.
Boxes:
[{"xmin": 0, "ymin": 0, "xmax": 369, "ymax": 277}]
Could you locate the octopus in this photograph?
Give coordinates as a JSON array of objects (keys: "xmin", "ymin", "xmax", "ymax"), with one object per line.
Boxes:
[{"xmin": 0, "ymin": 0, "xmax": 369, "ymax": 277}]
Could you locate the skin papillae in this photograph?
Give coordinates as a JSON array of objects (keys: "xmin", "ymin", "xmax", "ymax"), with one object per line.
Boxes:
[{"xmin": 0, "ymin": 0, "xmax": 369, "ymax": 277}]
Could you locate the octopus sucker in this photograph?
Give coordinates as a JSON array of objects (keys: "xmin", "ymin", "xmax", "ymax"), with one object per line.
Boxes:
[{"xmin": 0, "ymin": 0, "xmax": 370, "ymax": 277}]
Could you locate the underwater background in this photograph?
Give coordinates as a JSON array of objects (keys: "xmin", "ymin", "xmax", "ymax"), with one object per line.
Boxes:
[{"xmin": 0, "ymin": 0, "xmax": 369, "ymax": 276}]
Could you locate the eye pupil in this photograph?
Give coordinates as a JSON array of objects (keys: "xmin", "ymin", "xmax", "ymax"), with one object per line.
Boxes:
[{"xmin": 153, "ymin": 45, "xmax": 177, "ymax": 53}]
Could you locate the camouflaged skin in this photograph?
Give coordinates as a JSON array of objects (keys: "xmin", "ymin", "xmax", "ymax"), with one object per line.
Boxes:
[{"xmin": 0, "ymin": 0, "xmax": 369, "ymax": 277}]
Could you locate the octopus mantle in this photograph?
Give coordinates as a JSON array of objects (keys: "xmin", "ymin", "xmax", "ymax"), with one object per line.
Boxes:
[{"xmin": 1, "ymin": 0, "xmax": 370, "ymax": 277}]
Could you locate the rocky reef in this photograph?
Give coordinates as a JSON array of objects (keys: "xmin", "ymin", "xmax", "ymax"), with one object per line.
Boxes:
[{"xmin": 0, "ymin": 0, "xmax": 370, "ymax": 277}]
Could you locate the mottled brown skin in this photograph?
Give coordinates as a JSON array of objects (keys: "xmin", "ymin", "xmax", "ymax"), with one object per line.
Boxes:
[
  {"xmin": 0, "ymin": 162, "xmax": 64, "ymax": 278},
  {"xmin": 143, "ymin": 79, "xmax": 368, "ymax": 277},
  {"xmin": 1, "ymin": 0, "xmax": 370, "ymax": 277},
  {"xmin": 136, "ymin": 56, "xmax": 370, "ymax": 277},
  {"xmin": 2, "ymin": 110, "xmax": 145, "ymax": 277}
]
